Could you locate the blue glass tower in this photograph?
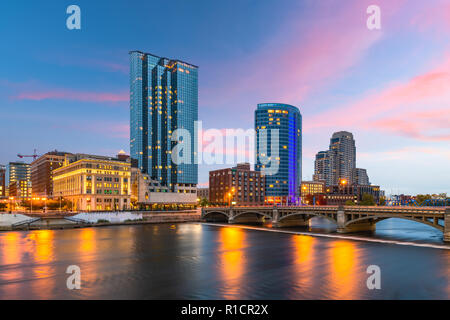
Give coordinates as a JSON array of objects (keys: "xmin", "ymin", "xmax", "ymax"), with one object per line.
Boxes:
[
  {"xmin": 255, "ymin": 103, "xmax": 302, "ymax": 204},
  {"xmin": 130, "ymin": 51, "xmax": 198, "ymax": 190}
]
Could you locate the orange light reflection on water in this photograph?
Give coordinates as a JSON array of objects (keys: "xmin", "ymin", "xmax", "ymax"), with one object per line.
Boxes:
[
  {"xmin": 327, "ymin": 240, "xmax": 363, "ymax": 299},
  {"xmin": 0, "ymin": 232, "xmax": 24, "ymax": 292},
  {"xmin": 28, "ymin": 230, "xmax": 55, "ymax": 299},
  {"xmin": 291, "ymin": 235, "xmax": 316, "ymax": 295},
  {"xmin": 218, "ymin": 227, "xmax": 246, "ymax": 299}
]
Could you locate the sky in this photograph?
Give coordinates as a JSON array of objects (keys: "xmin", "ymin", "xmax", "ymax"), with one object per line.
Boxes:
[{"xmin": 0, "ymin": 0, "xmax": 449, "ymax": 195}]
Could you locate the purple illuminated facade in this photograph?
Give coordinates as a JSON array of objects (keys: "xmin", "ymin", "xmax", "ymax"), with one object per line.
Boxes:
[{"xmin": 255, "ymin": 103, "xmax": 302, "ymax": 205}]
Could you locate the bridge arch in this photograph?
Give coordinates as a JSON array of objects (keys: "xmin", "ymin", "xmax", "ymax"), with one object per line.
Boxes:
[
  {"xmin": 232, "ymin": 210, "xmax": 273, "ymax": 221},
  {"xmin": 202, "ymin": 210, "xmax": 229, "ymax": 222},
  {"xmin": 345, "ymin": 215, "xmax": 444, "ymax": 232},
  {"xmin": 278, "ymin": 211, "xmax": 338, "ymax": 225}
]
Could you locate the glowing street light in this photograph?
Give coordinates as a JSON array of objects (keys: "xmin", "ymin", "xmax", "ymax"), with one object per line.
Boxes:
[{"xmin": 8, "ymin": 196, "xmax": 14, "ymax": 213}]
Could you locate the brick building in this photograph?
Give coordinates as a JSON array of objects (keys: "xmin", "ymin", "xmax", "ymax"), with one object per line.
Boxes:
[{"xmin": 209, "ymin": 163, "xmax": 265, "ymax": 206}]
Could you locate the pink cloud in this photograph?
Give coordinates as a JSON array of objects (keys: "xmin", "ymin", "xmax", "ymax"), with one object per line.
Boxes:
[
  {"xmin": 13, "ymin": 89, "xmax": 128, "ymax": 103},
  {"xmin": 410, "ymin": 0, "xmax": 450, "ymax": 32},
  {"xmin": 359, "ymin": 146, "xmax": 450, "ymax": 161},
  {"xmin": 306, "ymin": 53, "xmax": 450, "ymax": 141},
  {"xmin": 202, "ymin": 0, "xmax": 407, "ymax": 109}
]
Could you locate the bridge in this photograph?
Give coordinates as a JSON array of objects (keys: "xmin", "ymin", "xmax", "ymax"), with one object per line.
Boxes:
[{"xmin": 202, "ymin": 206, "xmax": 450, "ymax": 242}]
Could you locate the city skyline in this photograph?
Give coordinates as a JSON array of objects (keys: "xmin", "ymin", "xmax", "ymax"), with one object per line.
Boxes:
[{"xmin": 0, "ymin": 0, "xmax": 449, "ymax": 195}]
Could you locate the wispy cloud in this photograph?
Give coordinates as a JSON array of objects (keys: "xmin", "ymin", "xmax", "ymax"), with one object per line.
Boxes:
[
  {"xmin": 201, "ymin": 0, "xmax": 406, "ymax": 110},
  {"xmin": 12, "ymin": 89, "xmax": 128, "ymax": 103},
  {"xmin": 306, "ymin": 53, "xmax": 450, "ymax": 141}
]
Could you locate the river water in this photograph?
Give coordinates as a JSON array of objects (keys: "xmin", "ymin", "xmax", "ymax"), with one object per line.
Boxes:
[{"xmin": 0, "ymin": 218, "xmax": 449, "ymax": 299}]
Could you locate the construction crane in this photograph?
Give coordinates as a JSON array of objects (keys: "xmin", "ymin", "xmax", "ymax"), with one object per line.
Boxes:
[{"xmin": 17, "ymin": 149, "xmax": 40, "ymax": 161}]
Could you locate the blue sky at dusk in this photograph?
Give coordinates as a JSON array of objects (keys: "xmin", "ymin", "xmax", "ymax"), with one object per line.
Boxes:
[{"xmin": 0, "ymin": 0, "xmax": 449, "ymax": 194}]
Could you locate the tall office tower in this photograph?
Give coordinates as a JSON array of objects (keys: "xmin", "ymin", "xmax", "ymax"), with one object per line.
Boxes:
[
  {"xmin": 352, "ymin": 168, "xmax": 370, "ymax": 185},
  {"xmin": 328, "ymin": 131, "xmax": 356, "ymax": 185},
  {"xmin": 129, "ymin": 51, "xmax": 198, "ymax": 195},
  {"xmin": 6, "ymin": 162, "xmax": 31, "ymax": 198},
  {"xmin": 31, "ymin": 151, "xmax": 70, "ymax": 198},
  {"xmin": 0, "ymin": 165, "xmax": 5, "ymax": 198},
  {"xmin": 255, "ymin": 103, "xmax": 302, "ymax": 204},
  {"xmin": 313, "ymin": 150, "xmax": 331, "ymax": 185}
]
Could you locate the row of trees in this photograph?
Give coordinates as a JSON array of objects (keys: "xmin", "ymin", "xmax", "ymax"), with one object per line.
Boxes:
[
  {"xmin": 345, "ymin": 193, "xmax": 379, "ymax": 206},
  {"xmin": 415, "ymin": 194, "xmax": 447, "ymax": 205}
]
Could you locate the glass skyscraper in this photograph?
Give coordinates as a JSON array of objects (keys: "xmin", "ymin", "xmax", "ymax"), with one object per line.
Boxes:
[
  {"xmin": 129, "ymin": 51, "xmax": 198, "ymax": 191},
  {"xmin": 5, "ymin": 162, "xmax": 31, "ymax": 198},
  {"xmin": 255, "ymin": 103, "xmax": 302, "ymax": 204}
]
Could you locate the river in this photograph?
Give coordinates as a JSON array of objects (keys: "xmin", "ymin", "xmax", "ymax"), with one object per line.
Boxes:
[{"xmin": 0, "ymin": 218, "xmax": 449, "ymax": 299}]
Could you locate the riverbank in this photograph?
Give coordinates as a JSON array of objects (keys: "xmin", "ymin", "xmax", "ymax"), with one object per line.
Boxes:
[{"xmin": 0, "ymin": 211, "xmax": 201, "ymax": 231}]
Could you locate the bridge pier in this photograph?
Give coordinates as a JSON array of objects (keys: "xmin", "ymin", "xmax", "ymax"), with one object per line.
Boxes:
[
  {"xmin": 444, "ymin": 208, "xmax": 450, "ymax": 243},
  {"xmin": 271, "ymin": 208, "xmax": 309, "ymax": 227},
  {"xmin": 336, "ymin": 206, "xmax": 375, "ymax": 233}
]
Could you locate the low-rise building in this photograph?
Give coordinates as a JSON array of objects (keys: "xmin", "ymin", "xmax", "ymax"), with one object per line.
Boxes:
[
  {"xmin": 300, "ymin": 181, "xmax": 325, "ymax": 204},
  {"xmin": 31, "ymin": 150, "xmax": 70, "ymax": 198},
  {"xmin": 53, "ymin": 153, "xmax": 131, "ymax": 211},
  {"xmin": 131, "ymin": 166, "xmax": 197, "ymax": 209},
  {"xmin": 209, "ymin": 163, "xmax": 265, "ymax": 206},
  {"xmin": 197, "ymin": 188, "xmax": 209, "ymax": 200},
  {"xmin": 324, "ymin": 184, "xmax": 382, "ymax": 205}
]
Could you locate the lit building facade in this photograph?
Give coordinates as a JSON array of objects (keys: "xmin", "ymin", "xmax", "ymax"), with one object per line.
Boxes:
[
  {"xmin": 129, "ymin": 50, "xmax": 198, "ymax": 199},
  {"xmin": 255, "ymin": 103, "xmax": 302, "ymax": 204},
  {"xmin": 209, "ymin": 163, "xmax": 265, "ymax": 206},
  {"xmin": 314, "ymin": 131, "xmax": 356, "ymax": 186},
  {"xmin": 0, "ymin": 165, "xmax": 5, "ymax": 198},
  {"xmin": 352, "ymin": 168, "xmax": 370, "ymax": 185},
  {"xmin": 300, "ymin": 181, "xmax": 325, "ymax": 203},
  {"xmin": 53, "ymin": 154, "xmax": 131, "ymax": 211},
  {"xmin": 131, "ymin": 166, "xmax": 197, "ymax": 208},
  {"xmin": 328, "ymin": 131, "xmax": 356, "ymax": 185},
  {"xmin": 6, "ymin": 162, "xmax": 31, "ymax": 199},
  {"xmin": 313, "ymin": 150, "xmax": 331, "ymax": 185},
  {"xmin": 324, "ymin": 184, "xmax": 382, "ymax": 205},
  {"xmin": 31, "ymin": 151, "xmax": 69, "ymax": 198}
]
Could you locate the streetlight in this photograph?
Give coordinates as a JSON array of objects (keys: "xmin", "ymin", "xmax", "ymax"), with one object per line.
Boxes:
[
  {"xmin": 228, "ymin": 187, "xmax": 236, "ymax": 207},
  {"xmin": 8, "ymin": 196, "xmax": 14, "ymax": 213}
]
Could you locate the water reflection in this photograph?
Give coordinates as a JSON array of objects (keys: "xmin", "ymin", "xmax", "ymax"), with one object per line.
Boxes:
[
  {"xmin": 218, "ymin": 227, "xmax": 246, "ymax": 299},
  {"xmin": 0, "ymin": 232, "xmax": 24, "ymax": 297},
  {"xmin": 327, "ymin": 240, "xmax": 363, "ymax": 299},
  {"xmin": 30, "ymin": 230, "xmax": 55, "ymax": 299},
  {"xmin": 291, "ymin": 235, "xmax": 316, "ymax": 296},
  {"xmin": 0, "ymin": 223, "xmax": 449, "ymax": 299}
]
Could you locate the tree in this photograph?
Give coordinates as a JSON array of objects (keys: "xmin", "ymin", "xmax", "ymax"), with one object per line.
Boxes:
[
  {"xmin": 345, "ymin": 200, "xmax": 356, "ymax": 206},
  {"xmin": 415, "ymin": 194, "xmax": 432, "ymax": 206},
  {"xmin": 379, "ymin": 196, "xmax": 386, "ymax": 206},
  {"xmin": 199, "ymin": 197, "xmax": 209, "ymax": 207},
  {"xmin": 360, "ymin": 193, "xmax": 375, "ymax": 206}
]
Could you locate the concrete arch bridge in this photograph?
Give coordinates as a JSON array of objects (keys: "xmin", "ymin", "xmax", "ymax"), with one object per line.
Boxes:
[{"xmin": 202, "ymin": 206, "xmax": 450, "ymax": 242}]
